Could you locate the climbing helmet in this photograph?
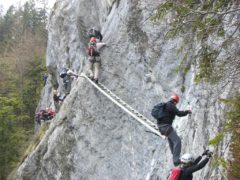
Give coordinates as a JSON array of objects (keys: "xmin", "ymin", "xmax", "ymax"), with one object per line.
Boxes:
[
  {"xmin": 171, "ymin": 95, "xmax": 180, "ymax": 103},
  {"xmin": 180, "ymin": 153, "xmax": 194, "ymax": 164},
  {"xmin": 90, "ymin": 37, "xmax": 97, "ymax": 42}
]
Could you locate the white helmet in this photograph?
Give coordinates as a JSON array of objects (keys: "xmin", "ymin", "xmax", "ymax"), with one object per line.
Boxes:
[{"xmin": 180, "ymin": 153, "xmax": 194, "ymax": 164}]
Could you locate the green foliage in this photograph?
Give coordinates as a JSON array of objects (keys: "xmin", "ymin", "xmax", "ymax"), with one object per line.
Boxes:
[
  {"xmin": 22, "ymin": 56, "xmax": 46, "ymax": 118},
  {"xmin": 150, "ymin": 2, "xmax": 174, "ymax": 21},
  {"xmin": 208, "ymin": 131, "xmax": 225, "ymax": 146},
  {"xmin": 211, "ymin": 157, "xmax": 228, "ymax": 178},
  {"xmin": 207, "ymin": 95, "xmax": 240, "ymax": 179},
  {"xmin": 222, "ymin": 96, "xmax": 240, "ymax": 130},
  {"xmin": 21, "ymin": 1, "xmax": 47, "ymax": 33},
  {"xmin": 222, "ymin": 96, "xmax": 240, "ymax": 179},
  {"xmin": 228, "ymin": 132, "xmax": 240, "ymax": 179},
  {"xmin": 7, "ymin": 123, "xmax": 49, "ymax": 180},
  {"xmin": 152, "ymin": 0, "xmax": 239, "ymax": 84},
  {"xmin": 211, "ymin": 157, "xmax": 228, "ymax": 169},
  {"xmin": 25, "ymin": 123, "xmax": 49, "ymax": 155},
  {"xmin": 0, "ymin": 97, "xmax": 28, "ymax": 179},
  {"xmin": 0, "ymin": 1, "xmax": 47, "ymax": 178},
  {"xmin": 151, "ymin": 4, "xmax": 240, "ymax": 179},
  {"xmin": 0, "ymin": 1, "xmax": 47, "ymax": 55},
  {"xmin": 194, "ymin": 45, "xmax": 218, "ymax": 83}
]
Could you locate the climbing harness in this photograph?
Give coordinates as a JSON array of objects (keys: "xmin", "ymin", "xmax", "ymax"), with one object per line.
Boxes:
[{"xmin": 80, "ymin": 73, "xmax": 165, "ymax": 138}]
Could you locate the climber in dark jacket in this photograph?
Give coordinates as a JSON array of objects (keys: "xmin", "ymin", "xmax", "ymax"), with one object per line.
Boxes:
[
  {"xmin": 178, "ymin": 150, "xmax": 212, "ymax": 180},
  {"xmin": 87, "ymin": 27, "xmax": 103, "ymax": 42},
  {"xmin": 53, "ymin": 89, "xmax": 66, "ymax": 111},
  {"xmin": 53, "ymin": 90, "xmax": 65, "ymax": 104},
  {"xmin": 60, "ymin": 68, "xmax": 78, "ymax": 94},
  {"xmin": 157, "ymin": 95, "xmax": 191, "ymax": 166}
]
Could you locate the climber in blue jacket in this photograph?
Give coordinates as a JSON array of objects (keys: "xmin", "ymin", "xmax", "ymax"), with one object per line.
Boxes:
[{"xmin": 157, "ymin": 95, "xmax": 192, "ymax": 166}]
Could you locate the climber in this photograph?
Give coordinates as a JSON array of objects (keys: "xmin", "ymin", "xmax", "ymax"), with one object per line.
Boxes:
[
  {"xmin": 53, "ymin": 90, "xmax": 65, "ymax": 104},
  {"xmin": 42, "ymin": 73, "xmax": 48, "ymax": 86},
  {"xmin": 35, "ymin": 109, "xmax": 48, "ymax": 124},
  {"xmin": 87, "ymin": 37, "xmax": 106, "ymax": 83},
  {"xmin": 34, "ymin": 112, "xmax": 43, "ymax": 125},
  {"xmin": 53, "ymin": 89, "xmax": 65, "ymax": 111},
  {"xmin": 35, "ymin": 108, "xmax": 55, "ymax": 125},
  {"xmin": 46, "ymin": 107, "xmax": 56, "ymax": 118},
  {"xmin": 87, "ymin": 27, "xmax": 103, "ymax": 42},
  {"xmin": 153, "ymin": 95, "xmax": 192, "ymax": 166},
  {"xmin": 60, "ymin": 68, "xmax": 78, "ymax": 94},
  {"xmin": 168, "ymin": 150, "xmax": 213, "ymax": 180}
]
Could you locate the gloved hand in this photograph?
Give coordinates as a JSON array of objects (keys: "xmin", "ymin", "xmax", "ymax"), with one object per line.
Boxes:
[
  {"xmin": 207, "ymin": 151, "xmax": 213, "ymax": 158},
  {"xmin": 202, "ymin": 149, "xmax": 210, "ymax": 156}
]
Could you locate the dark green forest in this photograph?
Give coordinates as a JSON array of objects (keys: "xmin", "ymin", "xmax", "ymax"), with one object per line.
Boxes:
[{"xmin": 0, "ymin": 1, "xmax": 47, "ymax": 179}]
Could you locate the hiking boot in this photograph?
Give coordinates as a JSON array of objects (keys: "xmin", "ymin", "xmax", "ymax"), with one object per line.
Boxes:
[{"xmin": 89, "ymin": 75, "xmax": 94, "ymax": 80}]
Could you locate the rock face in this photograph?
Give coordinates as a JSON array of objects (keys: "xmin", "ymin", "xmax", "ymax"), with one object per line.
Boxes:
[{"xmin": 16, "ymin": 0, "xmax": 236, "ymax": 179}]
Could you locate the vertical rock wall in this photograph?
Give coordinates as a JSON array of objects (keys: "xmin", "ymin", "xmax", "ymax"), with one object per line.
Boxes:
[{"xmin": 16, "ymin": 0, "xmax": 237, "ymax": 179}]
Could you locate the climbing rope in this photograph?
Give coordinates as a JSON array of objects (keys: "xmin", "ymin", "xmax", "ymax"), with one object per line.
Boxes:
[{"xmin": 80, "ymin": 73, "xmax": 165, "ymax": 138}]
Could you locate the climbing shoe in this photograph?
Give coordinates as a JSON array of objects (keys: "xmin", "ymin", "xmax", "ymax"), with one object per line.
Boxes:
[{"xmin": 89, "ymin": 75, "xmax": 94, "ymax": 80}]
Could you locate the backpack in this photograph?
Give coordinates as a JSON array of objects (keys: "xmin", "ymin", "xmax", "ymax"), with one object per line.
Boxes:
[
  {"xmin": 168, "ymin": 167, "xmax": 181, "ymax": 180},
  {"xmin": 88, "ymin": 44, "xmax": 99, "ymax": 57},
  {"xmin": 151, "ymin": 102, "xmax": 166, "ymax": 120}
]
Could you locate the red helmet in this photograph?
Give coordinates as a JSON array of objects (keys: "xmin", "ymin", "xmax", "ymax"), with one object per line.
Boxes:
[
  {"xmin": 171, "ymin": 95, "xmax": 180, "ymax": 103},
  {"xmin": 90, "ymin": 37, "xmax": 97, "ymax": 42}
]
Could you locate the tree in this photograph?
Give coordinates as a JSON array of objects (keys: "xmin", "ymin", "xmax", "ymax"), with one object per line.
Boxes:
[
  {"xmin": 0, "ymin": 6, "xmax": 15, "ymax": 55},
  {"xmin": 22, "ymin": 56, "xmax": 46, "ymax": 122},
  {"xmin": 152, "ymin": 0, "xmax": 240, "ymax": 85},
  {"xmin": 0, "ymin": 1, "xmax": 48, "ymax": 178},
  {"xmin": 0, "ymin": 97, "xmax": 27, "ymax": 179}
]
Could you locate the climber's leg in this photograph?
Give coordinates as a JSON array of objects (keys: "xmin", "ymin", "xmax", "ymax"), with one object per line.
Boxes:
[
  {"xmin": 88, "ymin": 57, "xmax": 94, "ymax": 80},
  {"xmin": 93, "ymin": 56, "xmax": 101, "ymax": 82}
]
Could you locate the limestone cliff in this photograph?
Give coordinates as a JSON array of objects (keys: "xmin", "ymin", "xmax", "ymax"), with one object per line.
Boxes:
[{"xmin": 16, "ymin": 0, "xmax": 237, "ymax": 179}]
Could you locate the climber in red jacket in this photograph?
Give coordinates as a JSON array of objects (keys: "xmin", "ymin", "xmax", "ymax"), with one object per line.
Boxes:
[{"xmin": 87, "ymin": 37, "xmax": 106, "ymax": 83}]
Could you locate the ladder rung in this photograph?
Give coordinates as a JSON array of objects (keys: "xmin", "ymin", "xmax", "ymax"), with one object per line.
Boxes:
[{"xmin": 81, "ymin": 74, "xmax": 164, "ymax": 138}]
